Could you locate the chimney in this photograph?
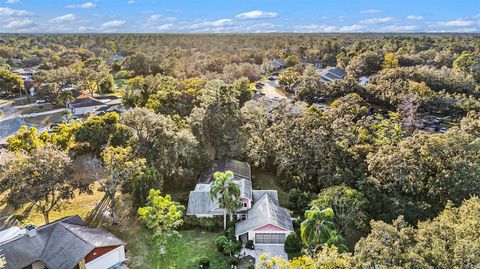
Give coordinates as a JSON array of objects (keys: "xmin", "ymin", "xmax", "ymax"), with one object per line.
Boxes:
[{"xmin": 25, "ymin": 224, "xmax": 37, "ymax": 238}]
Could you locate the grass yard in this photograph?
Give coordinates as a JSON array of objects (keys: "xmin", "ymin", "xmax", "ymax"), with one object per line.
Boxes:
[
  {"xmin": 11, "ymin": 182, "xmax": 105, "ymax": 226},
  {"xmin": 252, "ymin": 169, "xmax": 289, "ymax": 206},
  {"xmin": 23, "ymin": 111, "xmax": 65, "ymax": 126},
  {"xmin": 17, "ymin": 103, "xmax": 57, "ymax": 115},
  {"xmin": 111, "ymin": 221, "xmax": 230, "ymax": 269}
]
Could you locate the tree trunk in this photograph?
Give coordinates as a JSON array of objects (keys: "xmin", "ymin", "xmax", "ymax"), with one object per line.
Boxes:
[
  {"xmin": 110, "ymin": 194, "xmax": 117, "ymax": 225},
  {"xmin": 44, "ymin": 212, "xmax": 50, "ymax": 224},
  {"xmin": 223, "ymin": 209, "xmax": 227, "ymax": 230}
]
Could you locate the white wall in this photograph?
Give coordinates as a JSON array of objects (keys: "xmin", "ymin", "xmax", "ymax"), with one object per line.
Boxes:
[
  {"xmin": 86, "ymin": 246, "xmax": 126, "ymax": 269},
  {"xmin": 73, "ymin": 105, "xmax": 107, "ymax": 115}
]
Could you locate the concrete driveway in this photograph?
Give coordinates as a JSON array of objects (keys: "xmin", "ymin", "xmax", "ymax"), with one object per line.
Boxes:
[
  {"xmin": 240, "ymin": 245, "xmax": 288, "ymax": 261},
  {"xmin": 260, "ymin": 81, "xmax": 288, "ymax": 100}
]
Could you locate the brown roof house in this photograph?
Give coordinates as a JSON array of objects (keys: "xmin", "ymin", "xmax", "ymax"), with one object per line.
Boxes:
[{"xmin": 0, "ymin": 216, "xmax": 127, "ymax": 269}]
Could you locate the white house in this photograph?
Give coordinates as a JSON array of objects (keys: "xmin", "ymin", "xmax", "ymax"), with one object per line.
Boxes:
[
  {"xmin": 69, "ymin": 96, "xmax": 108, "ymax": 116},
  {"xmin": 187, "ymin": 160, "xmax": 294, "ymax": 247},
  {"xmin": 0, "ymin": 215, "xmax": 128, "ymax": 269}
]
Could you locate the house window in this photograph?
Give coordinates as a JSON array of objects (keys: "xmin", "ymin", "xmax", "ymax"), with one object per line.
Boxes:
[{"xmin": 243, "ymin": 202, "xmax": 248, "ymax": 208}]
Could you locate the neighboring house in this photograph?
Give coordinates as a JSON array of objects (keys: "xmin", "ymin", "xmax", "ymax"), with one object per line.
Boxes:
[
  {"xmin": 359, "ymin": 76, "xmax": 369, "ymax": 86},
  {"xmin": 0, "ymin": 215, "xmax": 127, "ymax": 269},
  {"xmin": 300, "ymin": 58, "xmax": 326, "ymax": 69},
  {"xmin": 108, "ymin": 54, "xmax": 125, "ymax": 65},
  {"xmin": 11, "ymin": 58, "xmax": 22, "ymax": 65},
  {"xmin": 319, "ymin": 67, "xmax": 346, "ymax": 83},
  {"xmin": 187, "ymin": 160, "xmax": 294, "ymax": 246},
  {"xmin": 69, "ymin": 97, "xmax": 108, "ymax": 116},
  {"xmin": 269, "ymin": 59, "xmax": 286, "ymax": 71},
  {"xmin": 11, "ymin": 67, "xmax": 38, "ymax": 82}
]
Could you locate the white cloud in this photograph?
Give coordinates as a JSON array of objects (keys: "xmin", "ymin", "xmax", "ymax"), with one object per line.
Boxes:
[
  {"xmin": 190, "ymin": 19, "xmax": 232, "ymax": 29},
  {"xmin": 49, "ymin": 14, "xmax": 77, "ymax": 23},
  {"xmin": 380, "ymin": 25, "xmax": 418, "ymax": 32},
  {"xmin": 127, "ymin": 0, "xmax": 136, "ymax": 3},
  {"xmin": 5, "ymin": 19, "xmax": 34, "ymax": 29},
  {"xmin": 148, "ymin": 14, "xmax": 162, "ymax": 22},
  {"xmin": 407, "ymin": 15, "xmax": 423, "ymax": 20},
  {"xmin": 339, "ymin": 24, "xmax": 365, "ymax": 32},
  {"xmin": 236, "ymin": 10, "xmax": 278, "ymax": 19},
  {"xmin": 101, "ymin": 20, "xmax": 126, "ymax": 29},
  {"xmin": 437, "ymin": 19, "xmax": 475, "ymax": 27},
  {"xmin": 6, "ymin": 0, "xmax": 20, "ymax": 3},
  {"xmin": 361, "ymin": 9, "xmax": 381, "ymax": 14},
  {"xmin": 294, "ymin": 24, "xmax": 364, "ymax": 33},
  {"xmin": 0, "ymin": 7, "xmax": 33, "ymax": 16},
  {"xmin": 65, "ymin": 2, "xmax": 96, "ymax": 9},
  {"xmin": 360, "ymin": 17, "xmax": 395, "ymax": 24},
  {"xmin": 158, "ymin": 23, "xmax": 175, "ymax": 31}
]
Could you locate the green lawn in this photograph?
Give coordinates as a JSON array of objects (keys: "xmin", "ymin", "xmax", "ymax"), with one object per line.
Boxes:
[
  {"xmin": 252, "ymin": 169, "xmax": 289, "ymax": 206},
  {"xmin": 110, "ymin": 222, "xmax": 229, "ymax": 269},
  {"xmin": 23, "ymin": 111, "xmax": 65, "ymax": 126},
  {"xmin": 17, "ymin": 103, "xmax": 57, "ymax": 115}
]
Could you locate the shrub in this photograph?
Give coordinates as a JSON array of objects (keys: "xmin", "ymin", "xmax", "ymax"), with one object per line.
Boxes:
[
  {"xmin": 229, "ymin": 256, "xmax": 240, "ymax": 266},
  {"xmin": 198, "ymin": 257, "xmax": 210, "ymax": 268},
  {"xmin": 215, "ymin": 235, "xmax": 228, "ymax": 252},
  {"xmin": 114, "ymin": 70, "xmax": 134, "ymax": 80},
  {"xmin": 225, "ymin": 225, "xmax": 235, "ymax": 240},
  {"xmin": 182, "ymin": 216, "xmax": 222, "ymax": 231},
  {"xmin": 246, "ymin": 239, "xmax": 254, "ymax": 250},
  {"xmin": 247, "ymin": 263, "xmax": 255, "ymax": 269},
  {"xmin": 284, "ymin": 232, "xmax": 302, "ymax": 253}
]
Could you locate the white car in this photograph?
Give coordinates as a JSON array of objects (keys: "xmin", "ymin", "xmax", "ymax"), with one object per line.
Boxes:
[{"xmin": 36, "ymin": 100, "xmax": 47, "ymax": 104}]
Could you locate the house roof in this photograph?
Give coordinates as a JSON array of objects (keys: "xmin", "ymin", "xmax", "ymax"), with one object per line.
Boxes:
[
  {"xmin": 252, "ymin": 190, "xmax": 278, "ymax": 203},
  {"xmin": 320, "ymin": 67, "xmax": 346, "ymax": 82},
  {"xmin": 187, "ymin": 179, "xmax": 253, "ymax": 215},
  {"xmin": 70, "ymin": 97, "xmax": 107, "ymax": 108},
  {"xmin": 186, "ymin": 190, "xmax": 222, "ymax": 216},
  {"xmin": 198, "ymin": 159, "xmax": 251, "ymax": 184},
  {"xmin": 0, "ymin": 215, "xmax": 124, "ymax": 269},
  {"xmin": 235, "ymin": 193, "xmax": 293, "ymax": 236}
]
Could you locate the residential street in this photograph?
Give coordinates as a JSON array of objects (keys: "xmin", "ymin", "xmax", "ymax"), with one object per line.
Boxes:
[{"xmin": 0, "ymin": 102, "xmax": 45, "ymax": 144}]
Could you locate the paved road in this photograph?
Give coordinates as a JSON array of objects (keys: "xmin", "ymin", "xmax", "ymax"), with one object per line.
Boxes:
[{"xmin": 0, "ymin": 102, "xmax": 44, "ymax": 144}]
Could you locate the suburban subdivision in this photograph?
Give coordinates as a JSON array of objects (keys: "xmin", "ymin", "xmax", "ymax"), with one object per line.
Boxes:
[{"xmin": 0, "ymin": 1, "xmax": 479, "ymax": 268}]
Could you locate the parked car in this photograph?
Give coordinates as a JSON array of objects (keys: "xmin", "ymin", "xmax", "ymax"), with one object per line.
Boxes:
[
  {"xmin": 439, "ymin": 127, "xmax": 448, "ymax": 133},
  {"xmin": 433, "ymin": 118, "xmax": 443, "ymax": 124},
  {"xmin": 36, "ymin": 99, "xmax": 47, "ymax": 104},
  {"xmin": 268, "ymin": 76, "xmax": 277, "ymax": 81}
]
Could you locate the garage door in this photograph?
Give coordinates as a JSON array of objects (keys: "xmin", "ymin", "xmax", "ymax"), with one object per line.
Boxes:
[{"xmin": 255, "ymin": 233, "xmax": 286, "ymax": 244}]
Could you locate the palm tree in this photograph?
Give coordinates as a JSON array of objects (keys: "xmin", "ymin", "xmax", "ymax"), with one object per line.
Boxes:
[
  {"xmin": 300, "ymin": 206, "xmax": 347, "ymax": 252},
  {"xmin": 210, "ymin": 170, "xmax": 242, "ymax": 230}
]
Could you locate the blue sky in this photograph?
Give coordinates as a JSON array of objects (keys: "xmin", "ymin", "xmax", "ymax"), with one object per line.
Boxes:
[{"xmin": 1, "ymin": 0, "xmax": 479, "ymax": 33}]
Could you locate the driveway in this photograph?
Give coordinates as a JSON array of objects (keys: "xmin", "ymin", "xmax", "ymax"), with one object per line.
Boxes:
[
  {"xmin": 260, "ymin": 81, "xmax": 288, "ymax": 100},
  {"xmin": 240, "ymin": 245, "xmax": 288, "ymax": 261}
]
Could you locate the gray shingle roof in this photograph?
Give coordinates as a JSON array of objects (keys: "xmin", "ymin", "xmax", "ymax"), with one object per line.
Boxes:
[
  {"xmin": 187, "ymin": 179, "xmax": 252, "ymax": 215},
  {"xmin": 198, "ymin": 160, "xmax": 251, "ymax": 184},
  {"xmin": 71, "ymin": 97, "xmax": 107, "ymax": 108},
  {"xmin": 235, "ymin": 193, "xmax": 294, "ymax": 236},
  {"xmin": 252, "ymin": 190, "xmax": 279, "ymax": 203},
  {"xmin": 187, "ymin": 190, "xmax": 222, "ymax": 216},
  {"xmin": 0, "ymin": 215, "xmax": 125, "ymax": 269}
]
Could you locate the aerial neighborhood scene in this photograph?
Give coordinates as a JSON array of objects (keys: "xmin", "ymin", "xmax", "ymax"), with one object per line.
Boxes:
[{"xmin": 1, "ymin": 0, "xmax": 480, "ymax": 268}]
